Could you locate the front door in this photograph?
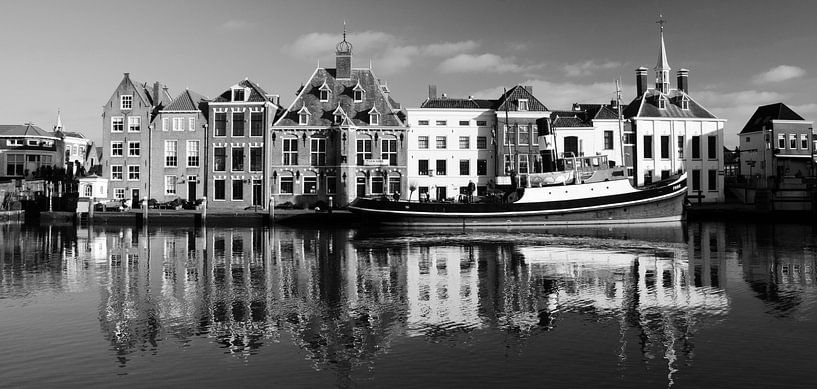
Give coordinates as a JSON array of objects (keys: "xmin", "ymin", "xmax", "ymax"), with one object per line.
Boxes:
[
  {"xmin": 188, "ymin": 181, "xmax": 196, "ymax": 202},
  {"xmin": 131, "ymin": 189, "xmax": 139, "ymax": 208},
  {"xmin": 252, "ymin": 179, "xmax": 262, "ymax": 206},
  {"xmin": 356, "ymin": 177, "xmax": 366, "ymax": 198},
  {"xmin": 436, "ymin": 186, "xmax": 447, "ymax": 201}
]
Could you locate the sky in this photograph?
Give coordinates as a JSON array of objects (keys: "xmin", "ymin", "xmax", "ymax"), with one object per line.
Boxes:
[{"xmin": 1, "ymin": 0, "xmax": 815, "ymax": 147}]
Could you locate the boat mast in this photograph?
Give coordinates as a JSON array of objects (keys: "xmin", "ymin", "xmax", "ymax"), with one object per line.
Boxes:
[{"xmin": 616, "ymin": 78, "xmax": 626, "ymax": 175}]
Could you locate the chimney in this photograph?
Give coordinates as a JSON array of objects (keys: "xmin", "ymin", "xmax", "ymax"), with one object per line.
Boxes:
[
  {"xmin": 677, "ymin": 68, "xmax": 689, "ymax": 93},
  {"xmin": 524, "ymin": 85, "xmax": 533, "ymax": 94},
  {"xmin": 124, "ymin": 72, "xmax": 130, "ymax": 78},
  {"xmin": 153, "ymin": 82, "xmax": 161, "ymax": 106},
  {"xmin": 428, "ymin": 85, "xmax": 437, "ymax": 99},
  {"xmin": 635, "ymin": 67, "xmax": 648, "ymax": 97},
  {"xmin": 572, "ymin": 103, "xmax": 581, "ymax": 111},
  {"xmin": 610, "ymin": 99, "xmax": 618, "ymax": 109}
]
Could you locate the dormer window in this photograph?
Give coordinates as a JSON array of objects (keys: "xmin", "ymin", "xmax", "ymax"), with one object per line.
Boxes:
[
  {"xmin": 7, "ymin": 139, "xmax": 22, "ymax": 146},
  {"xmin": 232, "ymin": 88, "xmax": 246, "ymax": 102},
  {"xmin": 298, "ymin": 106, "xmax": 311, "ymax": 125},
  {"xmin": 658, "ymin": 97, "xmax": 666, "ymax": 110},
  {"xmin": 319, "ymin": 80, "xmax": 331, "ymax": 102},
  {"xmin": 518, "ymin": 99, "xmax": 529, "ymax": 111},
  {"xmin": 353, "ymin": 81, "xmax": 365, "ymax": 102},
  {"xmin": 681, "ymin": 96, "xmax": 689, "ymax": 110},
  {"xmin": 333, "ymin": 104, "xmax": 345, "ymax": 125},
  {"xmin": 368, "ymin": 107, "xmax": 380, "ymax": 126},
  {"xmin": 120, "ymin": 95, "xmax": 133, "ymax": 110}
]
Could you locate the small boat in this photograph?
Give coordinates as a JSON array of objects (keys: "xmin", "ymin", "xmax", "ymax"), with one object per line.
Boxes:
[{"xmin": 349, "ymin": 155, "xmax": 688, "ymax": 227}]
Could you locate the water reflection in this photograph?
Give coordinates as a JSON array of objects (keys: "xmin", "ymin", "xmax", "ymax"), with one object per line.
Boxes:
[{"xmin": 1, "ymin": 222, "xmax": 816, "ymax": 387}]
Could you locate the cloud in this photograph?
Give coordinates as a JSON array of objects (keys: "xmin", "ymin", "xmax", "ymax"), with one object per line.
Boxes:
[
  {"xmin": 563, "ymin": 60, "xmax": 622, "ymax": 77},
  {"xmin": 752, "ymin": 65, "xmax": 806, "ymax": 84},
  {"xmin": 220, "ymin": 20, "xmax": 254, "ymax": 31},
  {"xmin": 695, "ymin": 89, "xmax": 788, "ymax": 147},
  {"xmin": 439, "ymin": 53, "xmax": 532, "ymax": 74},
  {"xmin": 422, "ymin": 40, "xmax": 479, "ymax": 56},
  {"xmin": 282, "ymin": 30, "xmax": 397, "ymax": 60}
]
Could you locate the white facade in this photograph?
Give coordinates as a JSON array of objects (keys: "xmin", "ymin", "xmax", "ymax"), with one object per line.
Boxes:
[
  {"xmin": 592, "ymin": 118, "xmax": 626, "ymax": 167},
  {"xmin": 405, "ymin": 108, "xmax": 495, "ymax": 201}
]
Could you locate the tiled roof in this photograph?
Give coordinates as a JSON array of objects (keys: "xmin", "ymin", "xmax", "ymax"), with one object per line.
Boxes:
[
  {"xmin": 496, "ymin": 85, "xmax": 549, "ymax": 112},
  {"xmin": 275, "ymin": 68, "xmax": 405, "ymax": 127},
  {"xmin": 213, "ymin": 79, "xmax": 274, "ymax": 103},
  {"xmin": 61, "ymin": 131, "xmax": 86, "ymax": 138},
  {"xmin": 550, "ymin": 110, "xmax": 592, "ymax": 127},
  {"xmin": 0, "ymin": 124, "xmax": 57, "ymax": 138},
  {"xmin": 623, "ymin": 89, "xmax": 716, "ymax": 119},
  {"xmin": 165, "ymin": 89, "xmax": 209, "ymax": 111},
  {"xmin": 739, "ymin": 103, "xmax": 807, "ymax": 134}
]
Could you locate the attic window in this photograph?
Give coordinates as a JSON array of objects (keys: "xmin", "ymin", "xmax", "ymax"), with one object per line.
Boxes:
[
  {"xmin": 7, "ymin": 139, "xmax": 22, "ymax": 146},
  {"xmin": 334, "ymin": 113, "xmax": 343, "ymax": 125},
  {"xmin": 298, "ymin": 106, "xmax": 311, "ymax": 125},
  {"xmin": 681, "ymin": 96, "xmax": 689, "ymax": 110},
  {"xmin": 658, "ymin": 97, "xmax": 666, "ymax": 110},
  {"xmin": 353, "ymin": 82, "xmax": 365, "ymax": 102},
  {"xmin": 121, "ymin": 95, "xmax": 133, "ymax": 110},
  {"xmin": 319, "ymin": 80, "xmax": 332, "ymax": 102},
  {"xmin": 369, "ymin": 107, "xmax": 380, "ymax": 126},
  {"xmin": 518, "ymin": 99, "xmax": 529, "ymax": 111},
  {"xmin": 232, "ymin": 88, "xmax": 246, "ymax": 102}
]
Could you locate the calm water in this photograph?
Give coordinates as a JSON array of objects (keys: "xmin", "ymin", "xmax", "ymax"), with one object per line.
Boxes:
[{"xmin": 1, "ymin": 221, "xmax": 815, "ymax": 388}]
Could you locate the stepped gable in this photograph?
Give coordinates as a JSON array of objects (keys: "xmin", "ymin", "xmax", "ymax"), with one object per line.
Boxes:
[
  {"xmin": 274, "ymin": 67, "xmax": 405, "ymax": 127},
  {"xmin": 739, "ymin": 102, "xmax": 806, "ymax": 134}
]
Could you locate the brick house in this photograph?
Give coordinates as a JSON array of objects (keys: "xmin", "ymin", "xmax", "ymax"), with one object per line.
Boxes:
[{"xmin": 272, "ymin": 31, "xmax": 408, "ymax": 207}]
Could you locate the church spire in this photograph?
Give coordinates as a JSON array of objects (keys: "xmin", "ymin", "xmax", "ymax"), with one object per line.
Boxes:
[
  {"xmin": 654, "ymin": 13, "xmax": 671, "ymax": 93},
  {"xmin": 55, "ymin": 109, "xmax": 63, "ymax": 132}
]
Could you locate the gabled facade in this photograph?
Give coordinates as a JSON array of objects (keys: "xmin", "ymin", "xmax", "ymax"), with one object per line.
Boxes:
[
  {"xmin": 738, "ymin": 103, "xmax": 814, "ymax": 179},
  {"xmin": 102, "ymin": 73, "xmax": 172, "ymax": 203},
  {"xmin": 207, "ymin": 79, "xmax": 279, "ymax": 210},
  {"xmin": 152, "ymin": 89, "xmax": 209, "ymax": 202},
  {"xmin": 623, "ymin": 22, "xmax": 726, "ymax": 203},
  {"xmin": 0, "ymin": 124, "xmax": 63, "ymax": 181},
  {"xmin": 496, "ymin": 86, "xmax": 551, "ymax": 184},
  {"xmin": 272, "ymin": 31, "xmax": 408, "ymax": 206}
]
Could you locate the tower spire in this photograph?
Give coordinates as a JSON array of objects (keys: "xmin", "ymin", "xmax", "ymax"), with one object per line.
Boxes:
[
  {"xmin": 55, "ymin": 109, "xmax": 63, "ymax": 131},
  {"xmin": 654, "ymin": 13, "xmax": 671, "ymax": 93}
]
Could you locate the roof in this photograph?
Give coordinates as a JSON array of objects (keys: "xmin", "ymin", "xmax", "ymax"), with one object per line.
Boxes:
[
  {"xmin": 0, "ymin": 124, "xmax": 58, "ymax": 138},
  {"xmin": 419, "ymin": 98, "xmax": 495, "ymax": 109},
  {"xmin": 164, "ymin": 89, "xmax": 209, "ymax": 111},
  {"xmin": 623, "ymin": 89, "xmax": 716, "ymax": 120},
  {"xmin": 738, "ymin": 103, "xmax": 807, "ymax": 134},
  {"xmin": 60, "ymin": 131, "xmax": 86, "ymax": 138},
  {"xmin": 213, "ymin": 79, "xmax": 274, "ymax": 103},
  {"xmin": 274, "ymin": 67, "xmax": 406, "ymax": 127},
  {"xmin": 550, "ymin": 110, "xmax": 593, "ymax": 128},
  {"xmin": 496, "ymin": 85, "xmax": 549, "ymax": 112}
]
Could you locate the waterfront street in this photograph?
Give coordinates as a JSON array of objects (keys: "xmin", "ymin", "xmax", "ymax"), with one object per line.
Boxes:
[{"xmin": 1, "ymin": 222, "xmax": 815, "ymax": 388}]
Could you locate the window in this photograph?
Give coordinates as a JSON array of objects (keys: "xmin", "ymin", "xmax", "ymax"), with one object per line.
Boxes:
[
  {"xmin": 477, "ymin": 136, "xmax": 487, "ymax": 149},
  {"xmin": 27, "ymin": 139, "xmax": 38, "ymax": 146},
  {"xmin": 459, "ymin": 136, "xmax": 470, "ymax": 149},
  {"xmin": 232, "ymin": 180, "xmax": 243, "ymax": 200},
  {"xmin": 476, "ymin": 120, "xmax": 487, "ymax": 126},
  {"xmin": 162, "ymin": 118, "xmax": 168, "ymax": 131},
  {"xmin": 708, "ymin": 169, "xmax": 717, "ymax": 191},
  {"xmin": 604, "ymin": 131, "xmax": 614, "ymax": 150},
  {"xmin": 128, "ymin": 141, "xmax": 140, "ymax": 157},
  {"xmin": 334, "ymin": 113, "xmax": 343, "ymax": 125},
  {"xmin": 661, "ymin": 170, "xmax": 670, "ymax": 180},
  {"xmin": 692, "ymin": 170, "xmax": 701, "ymax": 191},
  {"xmin": 519, "ymin": 125, "xmax": 530, "ymax": 145},
  {"xmin": 214, "ymin": 179, "xmax": 226, "ymax": 200},
  {"xmin": 165, "ymin": 140, "xmax": 177, "ymax": 167},
  {"xmin": 110, "ymin": 165, "xmax": 123, "ymax": 180},
  {"xmin": 643, "ymin": 135, "xmax": 653, "ymax": 159},
  {"xmin": 418, "ymin": 160, "xmax": 429, "ymax": 175},
  {"xmin": 289, "ymin": 174, "xmax": 313, "ymax": 195},
  {"xmin": 111, "ymin": 141, "xmax": 123, "ymax": 157},
  {"xmin": 250, "ymin": 147, "xmax": 262, "ymax": 171},
  {"xmin": 280, "ymin": 176, "xmax": 294, "ymax": 194},
  {"xmin": 658, "ymin": 98, "xmax": 666, "ymax": 109},
  {"xmin": 644, "ymin": 170, "xmax": 653, "ymax": 185},
  {"xmin": 283, "ymin": 138, "xmax": 298, "ymax": 165},
  {"xmin": 518, "ymin": 99, "xmax": 529, "ymax": 111},
  {"xmin": 459, "ymin": 159, "xmax": 470, "ymax": 175},
  {"xmin": 232, "ymin": 89, "xmax": 245, "ymax": 102},
  {"xmin": 382, "ymin": 139, "xmax": 397, "ymax": 166},
  {"xmin": 677, "ymin": 136, "xmax": 685, "ymax": 159},
  {"xmin": 436, "ymin": 160, "xmax": 447, "ymax": 175},
  {"xmin": 661, "ymin": 136, "xmax": 670, "ymax": 159},
  {"xmin": 172, "ymin": 117, "xmax": 185, "ymax": 131},
  {"xmin": 504, "ymin": 154, "xmax": 515, "ymax": 174},
  {"xmin": 789, "ymin": 134, "xmax": 797, "ymax": 150},
  {"xmin": 128, "ymin": 116, "xmax": 140, "ymax": 132},
  {"xmin": 681, "ymin": 96, "xmax": 689, "ymax": 110},
  {"xmin": 214, "ymin": 147, "xmax": 226, "ymax": 171},
  {"xmin": 708, "ymin": 136, "xmax": 717, "ymax": 159},
  {"xmin": 418, "ymin": 136, "xmax": 429, "ymax": 149},
  {"xmin": 187, "ymin": 140, "xmax": 200, "ymax": 167},
  {"xmin": 310, "ymin": 138, "xmax": 326, "ymax": 166},
  {"xmin": 778, "ymin": 134, "xmax": 786, "ymax": 149},
  {"xmin": 388, "ymin": 176, "xmax": 400, "ymax": 195},
  {"xmin": 354, "ymin": 90, "xmax": 364, "ymax": 102},
  {"xmin": 370, "ymin": 112, "xmax": 379, "ymax": 125},
  {"xmin": 505, "ymin": 125, "xmax": 515, "ymax": 145},
  {"xmin": 519, "ymin": 154, "xmax": 529, "ymax": 174},
  {"xmin": 84, "ymin": 185, "xmax": 93, "ymax": 197},
  {"xmin": 215, "ymin": 112, "xmax": 227, "ymax": 136},
  {"xmin": 165, "ymin": 176, "xmax": 176, "ymax": 195},
  {"xmin": 371, "ymin": 176, "xmax": 384, "ymax": 194},
  {"xmin": 624, "ymin": 132, "xmax": 635, "ymax": 145},
  {"xmin": 692, "ymin": 136, "xmax": 701, "ymax": 159},
  {"xmin": 7, "ymin": 139, "xmax": 21, "ymax": 147},
  {"xmin": 112, "ymin": 117, "xmax": 124, "ymax": 132},
  {"xmin": 232, "ymin": 112, "xmax": 244, "ymax": 136},
  {"xmin": 801, "ymin": 134, "xmax": 809, "ymax": 150},
  {"xmin": 436, "ymin": 136, "xmax": 447, "ymax": 149},
  {"xmin": 418, "ymin": 120, "xmax": 429, "ymax": 126},
  {"xmin": 114, "ymin": 188, "xmax": 125, "ymax": 199},
  {"xmin": 232, "ymin": 147, "xmax": 244, "ymax": 171},
  {"xmin": 189, "ymin": 117, "xmax": 195, "ymax": 131},
  {"xmin": 319, "ymin": 89, "xmax": 329, "ymax": 102},
  {"xmin": 459, "ymin": 120, "xmax": 469, "ymax": 126},
  {"xmin": 127, "ymin": 165, "xmax": 140, "ymax": 180},
  {"xmin": 326, "ymin": 176, "xmax": 337, "ymax": 194},
  {"xmin": 477, "ymin": 159, "xmax": 487, "ymax": 175},
  {"xmin": 299, "ymin": 111, "xmax": 309, "ymax": 125},
  {"xmin": 356, "ymin": 138, "xmax": 372, "ymax": 165},
  {"xmin": 436, "ymin": 120, "xmax": 447, "ymax": 126},
  {"xmin": 120, "ymin": 95, "xmax": 132, "ymax": 110},
  {"xmin": 250, "ymin": 112, "xmax": 263, "ymax": 136},
  {"xmin": 6, "ymin": 154, "xmax": 23, "ymax": 176}
]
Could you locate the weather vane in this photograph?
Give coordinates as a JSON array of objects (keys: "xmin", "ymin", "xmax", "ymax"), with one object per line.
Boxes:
[{"xmin": 656, "ymin": 12, "xmax": 666, "ymax": 31}]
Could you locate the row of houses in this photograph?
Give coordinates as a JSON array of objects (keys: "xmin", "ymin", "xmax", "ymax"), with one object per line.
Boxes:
[
  {"xmin": 0, "ymin": 120, "xmax": 99, "ymax": 182},
  {"xmin": 96, "ymin": 23, "xmax": 726, "ymax": 210}
]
